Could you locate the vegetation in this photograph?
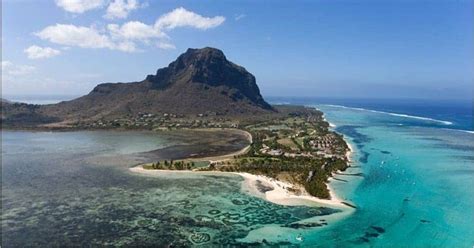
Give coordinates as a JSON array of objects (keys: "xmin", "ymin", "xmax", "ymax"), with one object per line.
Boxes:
[
  {"xmin": 144, "ymin": 160, "xmax": 196, "ymax": 170},
  {"xmin": 143, "ymin": 107, "xmax": 351, "ymax": 200}
]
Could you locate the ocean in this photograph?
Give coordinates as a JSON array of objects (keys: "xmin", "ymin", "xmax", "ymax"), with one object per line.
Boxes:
[
  {"xmin": 1, "ymin": 97, "xmax": 473, "ymax": 247},
  {"xmin": 269, "ymin": 97, "xmax": 473, "ymax": 132}
]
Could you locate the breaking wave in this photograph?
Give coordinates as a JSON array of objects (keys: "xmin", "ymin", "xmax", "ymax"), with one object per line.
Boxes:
[{"xmin": 324, "ymin": 104, "xmax": 453, "ymax": 125}]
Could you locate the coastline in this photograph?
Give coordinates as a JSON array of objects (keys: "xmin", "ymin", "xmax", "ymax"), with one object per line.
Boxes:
[
  {"xmin": 129, "ymin": 126, "xmax": 355, "ymax": 209},
  {"xmin": 345, "ymin": 139, "xmax": 354, "ymax": 162},
  {"xmin": 235, "ymin": 134, "xmax": 354, "ymax": 208},
  {"xmin": 236, "ymin": 172, "xmax": 350, "ymax": 208},
  {"xmin": 129, "ymin": 165, "xmax": 351, "ymax": 209},
  {"xmin": 326, "ymin": 118, "xmax": 337, "ymax": 128}
]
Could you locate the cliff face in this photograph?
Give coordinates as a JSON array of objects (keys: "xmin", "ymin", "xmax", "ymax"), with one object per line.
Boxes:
[
  {"xmin": 2, "ymin": 47, "xmax": 275, "ymax": 126},
  {"xmin": 145, "ymin": 47, "xmax": 272, "ymax": 110}
]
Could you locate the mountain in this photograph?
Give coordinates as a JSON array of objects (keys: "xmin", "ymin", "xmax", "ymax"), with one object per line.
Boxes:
[{"xmin": 2, "ymin": 47, "xmax": 276, "ymax": 126}]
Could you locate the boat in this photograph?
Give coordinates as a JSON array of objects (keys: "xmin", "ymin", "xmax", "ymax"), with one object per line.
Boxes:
[{"xmin": 296, "ymin": 234, "xmax": 304, "ymax": 242}]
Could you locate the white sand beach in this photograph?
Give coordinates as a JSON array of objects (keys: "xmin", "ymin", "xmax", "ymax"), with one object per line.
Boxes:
[
  {"xmin": 130, "ymin": 164, "xmax": 353, "ymax": 210},
  {"xmin": 346, "ymin": 141, "xmax": 354, "ymax": 162},
  {"xmin": 129, "ymin": 128, "xmax": 355, "ymax": 210},
  {"xmin": 236, "ymin": 172, "xmax": 351, "ymax": 208}
]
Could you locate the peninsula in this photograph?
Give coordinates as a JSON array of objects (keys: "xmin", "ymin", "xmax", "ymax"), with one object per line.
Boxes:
[{"xmin": 1, "ymin": 47, "xmax": 351, "ymax": 200}]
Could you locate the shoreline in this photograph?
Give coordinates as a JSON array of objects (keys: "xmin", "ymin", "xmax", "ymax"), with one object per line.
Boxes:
[
  {"xmin": 326, "ymin": 119, "xmax": 337, "ymax": 128},
  {"xmin": 345, "ymin": 140, "xmax": 354, "ymax": 162},
  {"xmin": 235, "ymin": 135, "xmax": 354, "ymax": 208},
  {"xmin": 236, "ymin": 172, "xmax": 351, "ymax": 208},
  {"xmin": 126, "ymin": 113, "xmax": 355, "ymax": 209},
  {"xmin": 130, "ymin": 129, "xmax": 355, "ymax": 209},
  {"xmin": 129, "ymin": 165, "xmax": 351, "ymax": 209}
]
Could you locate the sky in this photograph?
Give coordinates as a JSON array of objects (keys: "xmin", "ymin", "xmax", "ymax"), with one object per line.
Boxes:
[{"xmin": 2, "ymin": 0, "xmax": 473, "ymax": 101}]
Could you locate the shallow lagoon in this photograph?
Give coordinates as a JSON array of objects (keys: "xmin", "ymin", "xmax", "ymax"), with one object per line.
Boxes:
[
  {"xmin": 2, "ymin": 104, "xmax": 474, "ymax": 247},
  {"xmin": 1, "ymin": 130, "xmax": 337, "ymax": 247}
]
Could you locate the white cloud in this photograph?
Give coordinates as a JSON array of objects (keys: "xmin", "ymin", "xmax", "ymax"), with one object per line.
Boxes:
[
  {"xmin": 108, "ymin": 21, "xmax": 171, "ymax": 50},
  {"xmin": 35, "ymin": 24, "xmax": 138, "ymax": 52},
  {"xmin": 1, "ymin": 61, "xmax": 13, "ymax": 69},
  {"xmin": 156, "ymin": 7, "xmax": 225, "ymax": 30},
  {"xmin": 157, "ymin": 41, "xmax": 176, "ymax": 50},
  {"xmin": 34, "ymin": 24, "xmax": 138, "ymax": 52},
  {"xmin": 24, "ymin": 45, "xmax": 61, "ymax": 59},
  {"xmin": 35, "ymin": 7, "xmax": 224, "ymax": 53},
  {"xmin": 36, "ymin": 24, "xmax": 114, "ymax": 49},
  {"xmin": 107, "ymin": 21, "xmax": 165, "ymax": 41},
  {"xmin": 104, "ymin": 0, "xmax": 139, "ymax": 19},
  {"xmin": 235, "ymin": 14, "xmax": 246, "ymax": 21},
  {"xmin": 55, "ymin": 0, "xmax": 105, "ymax": 13},
  {"xmin": 114, "ymin": 40, "xmax": 137, "ymax": 52},
  {"xmin": 2, "ymin": 61, "xmax": 36, "ymax": 76}
]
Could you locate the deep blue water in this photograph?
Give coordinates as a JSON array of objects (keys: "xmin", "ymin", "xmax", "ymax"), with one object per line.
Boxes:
[{"xmin": 268, "ymin": 97, "xmax": 473, "ymax": 131}]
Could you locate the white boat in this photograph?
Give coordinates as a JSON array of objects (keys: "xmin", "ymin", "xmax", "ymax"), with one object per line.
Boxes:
[{"xmin": 296, "ymin": 234, "xmax": 304, "ymax": 241}]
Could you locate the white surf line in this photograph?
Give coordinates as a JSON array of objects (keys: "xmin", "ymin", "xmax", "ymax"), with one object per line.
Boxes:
[
  {"xmin": 323, "ymin": 104, "xmax": 453, "ymax": 125},
  {"xmin": 439, "ymin": 128, "xmax": 474, "ymax": 134},
  {"xmin": 322, "ymin": 114, "xmax": 336, "ymax": 128},
  {"xmin": 314, "ymin": 107, "xmax": 337, "ymax": 128}
]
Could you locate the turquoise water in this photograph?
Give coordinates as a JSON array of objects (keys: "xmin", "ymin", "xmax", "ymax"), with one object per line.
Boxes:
[
  {"xmin": 238, "ymin": 104, "xmax": 473, "ymax": 247},
  {"xmin": 307, "ymin": 105, "xmax": 474, "ymax": 247},
  {"xmin": 2, "ymin": 104, "xmax": 473, "ymax": 247}
]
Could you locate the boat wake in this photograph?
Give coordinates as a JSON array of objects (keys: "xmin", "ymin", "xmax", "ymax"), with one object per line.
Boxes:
[{"xmin": 323, "ymin": 104, "xmax": 453, "ymax": 125}]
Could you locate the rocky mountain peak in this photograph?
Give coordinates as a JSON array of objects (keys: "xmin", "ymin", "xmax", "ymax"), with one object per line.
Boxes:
[{"xmin": 145, "ymin": 47, "xmax": 273, "ymax": 110}]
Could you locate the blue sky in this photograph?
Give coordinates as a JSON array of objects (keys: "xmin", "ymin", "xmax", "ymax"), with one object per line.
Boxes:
[{"xmin": 2, "ymin": 0, "xmax": 473, "ymax": 101}]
